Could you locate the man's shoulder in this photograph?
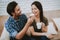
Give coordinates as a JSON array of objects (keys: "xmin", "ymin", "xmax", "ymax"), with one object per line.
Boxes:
[
  {"xmin": 19, "ymin": 14, "xmax": 27, "ymax": 19},
  {"xmin": 5, "ymin": 16, "xmax": 13, "ymax": 25},
  {"xmin": 21, "ymin": 14, "xmax": 26, "ymax": 17}
]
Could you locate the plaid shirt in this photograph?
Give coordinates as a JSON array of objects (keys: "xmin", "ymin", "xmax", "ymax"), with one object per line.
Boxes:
[{"xmin": 5, "ymin": 14, "xmax": 28, "ymax": 40}]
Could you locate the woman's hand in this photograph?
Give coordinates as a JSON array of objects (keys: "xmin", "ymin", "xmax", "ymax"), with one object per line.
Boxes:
[
  {"xmin": 41, "ymin": 23, "xmax": 47, "ymax": 32},
  {"xmin": 45, "ymin": 34, "xmax": 54, "ymax": 39}
]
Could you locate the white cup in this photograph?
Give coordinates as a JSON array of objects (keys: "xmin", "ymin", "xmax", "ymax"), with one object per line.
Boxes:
[
  {"xmin": 36, "ymin": 22, "xmax": 42, "ymax": 29},
  {"xmin": 30, "ymin": 14, "xmax": 34, "ymax": 17}
]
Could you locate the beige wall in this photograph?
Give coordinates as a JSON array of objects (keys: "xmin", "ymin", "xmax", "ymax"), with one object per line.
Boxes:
[{"xmin": 44, "ymin": 10, "xmax": 60, "ymax": 22}]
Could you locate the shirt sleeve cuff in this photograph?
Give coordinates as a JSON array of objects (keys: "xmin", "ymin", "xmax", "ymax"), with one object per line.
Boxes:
[{"xmin": 11, "ymin": 31, "xmax": 18, "ymax": 38}]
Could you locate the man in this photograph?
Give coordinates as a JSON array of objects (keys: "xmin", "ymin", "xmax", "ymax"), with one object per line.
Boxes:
[{"xmin": 5, "ymin": 1, "xmax": 33, "ymax": 40}]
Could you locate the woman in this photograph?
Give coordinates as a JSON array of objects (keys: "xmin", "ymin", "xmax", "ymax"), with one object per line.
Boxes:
[{"xmin": 28, "ymin": 1, "xmax": 53, "ymax": 40}]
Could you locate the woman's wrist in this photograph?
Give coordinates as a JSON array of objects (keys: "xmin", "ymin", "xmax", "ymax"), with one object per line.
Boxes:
[{"xmin": 42, "ymin": 33, "xmax": 46, "ymax": 36}]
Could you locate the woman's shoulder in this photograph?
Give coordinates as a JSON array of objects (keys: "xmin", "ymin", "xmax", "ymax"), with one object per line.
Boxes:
[{"xmin": 43, "ymin": 17, "xmax": 48, "ymax": 21}]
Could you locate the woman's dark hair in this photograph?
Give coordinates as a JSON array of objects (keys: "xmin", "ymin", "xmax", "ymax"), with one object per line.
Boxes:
[
  {"xmin": 31, "ymin": 1, "xmax": 43, "ymax": 22},
  {"xmin": 7, "ymin": 1, "xmax": 18, "ymax": 16}
]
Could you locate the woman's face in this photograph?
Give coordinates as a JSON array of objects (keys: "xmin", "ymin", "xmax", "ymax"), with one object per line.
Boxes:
[{"xmin": 31, "ymin": 4, "xmax": 40, "ymax": 16}]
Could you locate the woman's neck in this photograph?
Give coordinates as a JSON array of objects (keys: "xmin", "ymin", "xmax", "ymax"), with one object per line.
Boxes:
[{"xmin": 35, "ymin": 16, "xmax": 40, "ymax": 22}]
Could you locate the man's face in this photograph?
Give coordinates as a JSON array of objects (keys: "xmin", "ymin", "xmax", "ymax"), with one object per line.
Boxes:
[{"xmin": 13, "ymin": 5, "xmax": 21, "ymax": 17}]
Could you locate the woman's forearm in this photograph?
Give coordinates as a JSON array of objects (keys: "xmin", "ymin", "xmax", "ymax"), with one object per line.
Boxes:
[{"xmin": 32, "ymin": 32, "xmax": 46, "ymax": 36}]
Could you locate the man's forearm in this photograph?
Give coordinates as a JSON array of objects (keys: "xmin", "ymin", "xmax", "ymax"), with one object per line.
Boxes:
[
  {"xmin": 15, "ymin": 17, "xmax": 34, "ymax": 39},
  {"xmin": 15, "ymin": 22, "xmax": 30, "ymax": 39}
]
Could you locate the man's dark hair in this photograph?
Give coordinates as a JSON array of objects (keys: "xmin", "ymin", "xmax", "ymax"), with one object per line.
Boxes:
[{"xmin": 7, "ymin": 1, "xmax": 18, "ymax": 16}]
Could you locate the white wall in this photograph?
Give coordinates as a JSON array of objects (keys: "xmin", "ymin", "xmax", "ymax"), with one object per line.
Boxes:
[{"xmin": 0, "ymin": 0, "xmax": 60, "ymax": 15}]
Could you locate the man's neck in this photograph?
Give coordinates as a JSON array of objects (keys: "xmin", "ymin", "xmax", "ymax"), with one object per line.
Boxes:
[{"xmin": 12, "ymin": 15, "xmax": 19, "ymax": 20}]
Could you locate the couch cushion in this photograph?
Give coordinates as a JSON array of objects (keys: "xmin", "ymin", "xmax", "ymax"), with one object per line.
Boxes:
[{"xmin": 0, "ymin": 27, "xmax": 10, "ymax": 40}]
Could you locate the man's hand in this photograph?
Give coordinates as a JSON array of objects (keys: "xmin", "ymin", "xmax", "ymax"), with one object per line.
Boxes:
[{"xmin": 27, "ymin": 16, "xmax": 35, "ymax": 25}]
